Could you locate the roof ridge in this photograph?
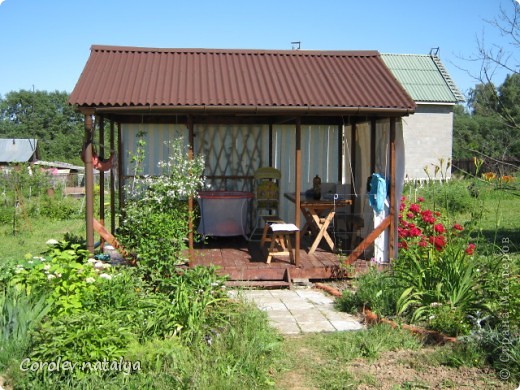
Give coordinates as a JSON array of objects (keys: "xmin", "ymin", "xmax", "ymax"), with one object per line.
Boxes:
[{"xmin": 90, "ymin": 45, "xmax": 380, "ymax": 57}]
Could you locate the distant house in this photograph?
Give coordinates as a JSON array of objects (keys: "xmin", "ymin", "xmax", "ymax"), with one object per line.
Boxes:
[
  {"xmin": 381, "ymin": 54, "xmax": 465, "ymax": 181},
  {"xmin": 0, "ymin": 138, "xmax": 39, "ymax": 168}
]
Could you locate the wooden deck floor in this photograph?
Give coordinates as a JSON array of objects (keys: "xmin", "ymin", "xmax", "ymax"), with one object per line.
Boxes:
[{"xmin": 191, "ymin": 234, "xmax": 370, "ymax": 282}]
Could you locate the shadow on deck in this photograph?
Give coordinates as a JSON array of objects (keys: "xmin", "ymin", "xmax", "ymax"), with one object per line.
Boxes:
[{"xmin": 191, "ymin": 234, "xmax": 371, "ymax": 283}]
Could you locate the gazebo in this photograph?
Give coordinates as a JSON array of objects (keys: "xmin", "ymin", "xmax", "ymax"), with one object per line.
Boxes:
[{"xmin": 69, "ymin": 45, "xmax": 415, "ymax": 281}]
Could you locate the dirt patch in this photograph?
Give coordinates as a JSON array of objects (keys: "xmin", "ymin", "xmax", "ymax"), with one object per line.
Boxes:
[{"xmin": 348, "ymin": 348, "xmax": 515, "ymax": 389}]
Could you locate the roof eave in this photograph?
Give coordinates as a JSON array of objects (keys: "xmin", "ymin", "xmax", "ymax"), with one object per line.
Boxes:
[{"xmin": 81, "ymin": 104, "xmax": 416, "ymax": 117}]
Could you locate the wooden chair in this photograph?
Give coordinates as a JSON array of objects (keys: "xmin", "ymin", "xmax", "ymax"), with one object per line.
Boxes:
[{"xmin": 249, "ymin": 167, "xmax": 282, "ymax": 240}]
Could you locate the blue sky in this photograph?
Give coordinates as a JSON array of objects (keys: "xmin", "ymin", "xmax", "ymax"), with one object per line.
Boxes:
[{"xmin": 0, "ymin": 0, "xmax": 514, "ymax": 99}]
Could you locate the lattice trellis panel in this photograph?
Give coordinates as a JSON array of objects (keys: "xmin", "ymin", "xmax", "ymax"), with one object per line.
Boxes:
[{"xmin": 194, "ymin": 124, "xmax": 268, "ymax": 191}]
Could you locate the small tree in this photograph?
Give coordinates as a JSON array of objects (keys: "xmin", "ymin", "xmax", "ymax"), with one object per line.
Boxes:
[{"xmin": 117, "ymin": 137, "xmax": 205, "ymax": 280}]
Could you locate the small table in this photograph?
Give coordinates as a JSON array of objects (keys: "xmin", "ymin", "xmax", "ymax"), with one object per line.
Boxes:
[{"xmin": 284, "ymin": 193, "xmax": 352, "ymax": 255}]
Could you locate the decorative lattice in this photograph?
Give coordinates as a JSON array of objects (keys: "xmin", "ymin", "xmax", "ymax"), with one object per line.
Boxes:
[{"xmin": 194, "ymin": 124, "xmax": 266, "ymax": 191}]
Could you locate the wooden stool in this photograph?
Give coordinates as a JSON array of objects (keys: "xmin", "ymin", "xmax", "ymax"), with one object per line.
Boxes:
[
  {"xmin": 260, "ymin": 216, "xmax": 285, "ymax": 245},
  {"xmin": 261, "ymin": 222, "xmax": 299, "ymax": 264}
]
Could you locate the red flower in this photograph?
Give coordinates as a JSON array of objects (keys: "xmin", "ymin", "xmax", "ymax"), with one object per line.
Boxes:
[
  {"xmin": 418, "ymin": 196, "xmax": 425, "ymax": 202},
  {"xmin": 406, "ymin": 212, "xmax": 414, "ymax": 219},
  {"xmin": 434, "ymin": 224, "xmax": 445, "ymax": 234},
  {"xmin": 421, "ymin": 210, "xmax": 436, "ymax": 224},
  {"xmin": 465, "ymin": 243, "xmax": 476, "ymax": 255},
  {"xmin": 418, "ymin": 239, "xmax": 428, "ymax": 247},
  {"xmin": 429, "ymin": 235, "xmax": 446, "ymax": 251},
  {"xmin": 409, "ymin": 203, "xmax": 421, "ymax": 213},
  {"xmin": 409, "ymin": 226, "xmax": 422, "ymax": 237},
  {"xmin": 452, "ymin": 223, "xmax": 464, "ymax": 231}
]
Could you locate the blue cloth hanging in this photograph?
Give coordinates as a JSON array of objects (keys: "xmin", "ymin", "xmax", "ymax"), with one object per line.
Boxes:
[{"xmin": 369, "ymin": 173, "xmax": 387, "ymax": 214}]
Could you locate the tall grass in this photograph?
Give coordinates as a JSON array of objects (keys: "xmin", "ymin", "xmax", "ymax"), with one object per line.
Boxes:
[{"xmin": 0, "ymin": 288, "xmax": 51, "ymax": 371}]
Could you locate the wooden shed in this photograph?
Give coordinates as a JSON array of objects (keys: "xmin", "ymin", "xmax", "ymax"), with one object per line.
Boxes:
[{"xmin": 69, "ymin": 45, "xmax": 415, "ymax": 282}]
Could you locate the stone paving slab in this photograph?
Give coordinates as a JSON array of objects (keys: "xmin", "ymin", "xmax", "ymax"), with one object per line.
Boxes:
[{"xmin": 230, "ymin": 287, "xmax": 364, "ymax": 334}]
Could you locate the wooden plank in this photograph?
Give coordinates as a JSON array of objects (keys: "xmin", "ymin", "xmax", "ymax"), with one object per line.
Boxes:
[
  {"xmin": 225, "ymin": 280, "xmax": 290, "ymax": 289},
  {"xmin": 93, "ymin": 218, "xmax": 134, "ymax": 262},
  {"xmin": 345, "ymin": 215, "xmax": 391, "ymax": 265}
]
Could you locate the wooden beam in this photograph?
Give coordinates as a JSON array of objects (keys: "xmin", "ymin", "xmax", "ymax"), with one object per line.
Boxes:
[
  {"xmin": 370, "ymin": 119, "xmax": 376, "ymax": 174},
  {"xmin": 350, "ymin": 122, "xmax": 357, "ymax": 214},
  {"xmin": 295, "ymin": 119, "xmax": 302, "ymax": 267},
  {"xmin": 337, "ymin": 124, "xmax": 342, "ymax": 182},
  {"xmin": 84, "ymin": 112, "xmax": 95, "ymax": 253},
  {"xmin": 110, "ymin": 120, "xmax": 116, "ymax": 234},
  {"xmin": 99, "ymin": 115, "xmax": 105, "ymax": 244},
  {"xmin": 345, "ymin": 215, "xmax": 391, "ymax": 265},
  {"xmin": 188, "ymin": 115, "xmax": 195, "ymax": 263},
  {"xmin": 117, "ymin": 122, "xmax": 124, "ymax": 227},
  {"xmin": 389, "ymin": 118, "xmax": 396, "ymax": 259}
]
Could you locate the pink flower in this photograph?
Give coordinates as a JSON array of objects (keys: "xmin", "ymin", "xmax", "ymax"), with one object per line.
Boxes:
[
  {"xmin": 434, "ymin": 224, "xmax": 445, "ymax": 234},
  {"xmin": 465, "ymin": 244, "xmax": 476, "ymax": 255}
]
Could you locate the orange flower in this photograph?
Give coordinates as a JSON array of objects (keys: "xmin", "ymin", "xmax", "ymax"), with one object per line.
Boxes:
[
  {"xmin": 500, "ymin": 175, "xmax": 515, "ymax": 184},
  {"xmin": 482, "ymin": 172, "xmax": 496, "ymax": 181}
]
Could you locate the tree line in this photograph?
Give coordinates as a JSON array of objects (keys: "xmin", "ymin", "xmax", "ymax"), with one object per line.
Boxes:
[
  {"xmin": 0, "ymin": 80, "xmax": 519, "ymax": 167},
  {"xmin": 453, "ymin": 73, "xmax": 520, "ymax": 162},
  {"xmin": 0, "ymin": 90, "xmax": 84, "ymax": 165}
]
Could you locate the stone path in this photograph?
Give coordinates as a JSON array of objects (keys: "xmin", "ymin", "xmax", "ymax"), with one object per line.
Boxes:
[{"xmin": 229, "ymin": 288, "xmax": 364, "ymax": 335}]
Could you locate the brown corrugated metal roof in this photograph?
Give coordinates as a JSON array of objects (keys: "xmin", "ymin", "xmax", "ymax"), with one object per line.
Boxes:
[{"xmin": 69, "ymin": 45, "xmax": 415, "ymax": 113}]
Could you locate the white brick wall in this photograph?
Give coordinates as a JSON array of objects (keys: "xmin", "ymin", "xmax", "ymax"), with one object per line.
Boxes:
[{"xmin": 401, "ymin": 104, "xmax": 454, "ymax": 180}]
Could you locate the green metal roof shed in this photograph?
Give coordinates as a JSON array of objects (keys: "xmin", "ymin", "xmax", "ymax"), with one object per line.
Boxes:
[{"xmin": 381, "ymin": 53, "xmax": 465, "ymax": 103}]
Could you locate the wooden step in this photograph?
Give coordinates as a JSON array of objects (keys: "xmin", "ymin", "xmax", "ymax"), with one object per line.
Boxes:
[{"xmin": 225, "ymin": 280, "xmax": 291, "ymax": 289}]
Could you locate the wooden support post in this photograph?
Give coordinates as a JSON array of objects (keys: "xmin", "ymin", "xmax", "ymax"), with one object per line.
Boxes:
[
  {"xmin": 350, "ymin": 122, "xmax": 357, "ymax": 214},
  {"xmin": 99, "ymin": 115, "xmax": 105, "ymax": 245},
  {"xmin": 117, "ymin": 122, "xmax": 124, "ymax": 226},
  {"xmin": 188, "ymin": 116, "xmax": 195, "ymax": 263},
  {"xmin": 337, "ymin": 124, "xmax": 343, "ymax": 182},
  {"xmin": 84, "ymin": 111, "xmax": 95, "ymax": 253},
  {"xmin": 294, "ymin": 119, "xmax": 302, "ymax": 267},
  {"xmin": 370, "ymin": 119, "xmax": 376, "ymax": 175},
  {"xmin": 110, "ymin": 120, "xmax": 116, "ymax": 234},
  {"xmin": 389, "ymin": 117, "xmax": 396, "ymax": 260}
]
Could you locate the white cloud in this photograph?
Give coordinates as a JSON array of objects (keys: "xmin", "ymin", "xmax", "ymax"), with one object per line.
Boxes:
[{"xmin": 0, "ymin": 0, "xmax": 5, "ymax": 5}]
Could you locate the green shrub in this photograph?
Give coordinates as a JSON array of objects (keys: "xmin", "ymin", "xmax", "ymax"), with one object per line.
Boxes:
[
  {"xmin": 9, "ymin": 242, "xmax": 112, "ymax": 315},
  {"xmin": 336, "ymin": 266, "xmax": 401, "ymax": 317},
  {"xmin": 118, "ymin": 136, "xmax": 205, "ymax": 278},
  {"xmin": 38, "ymin": 195, "xmax": 82, "ymax": 220},
  {"xmin": 413, "ymin": 179, "xmax": 475, "ymax": 215}
]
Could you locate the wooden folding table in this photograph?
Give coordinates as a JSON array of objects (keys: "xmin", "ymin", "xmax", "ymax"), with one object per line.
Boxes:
[{"xmin": 284, "ymin": 193, "xmax": 352, "ymax": 255}]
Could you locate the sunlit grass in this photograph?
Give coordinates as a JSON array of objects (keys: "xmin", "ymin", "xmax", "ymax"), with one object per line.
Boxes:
[{"xmin": 0, "ymin": 217, "xmax": 85, "ymax": 264}]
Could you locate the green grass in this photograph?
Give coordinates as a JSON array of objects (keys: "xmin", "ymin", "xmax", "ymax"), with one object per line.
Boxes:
[
  {"xmin": 0, "ymin": 217, "xmax": 85, "ymax": 264},
  {"xmin": 276, "ymin": 324, "xmax": 424, "ymax": 390}
]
